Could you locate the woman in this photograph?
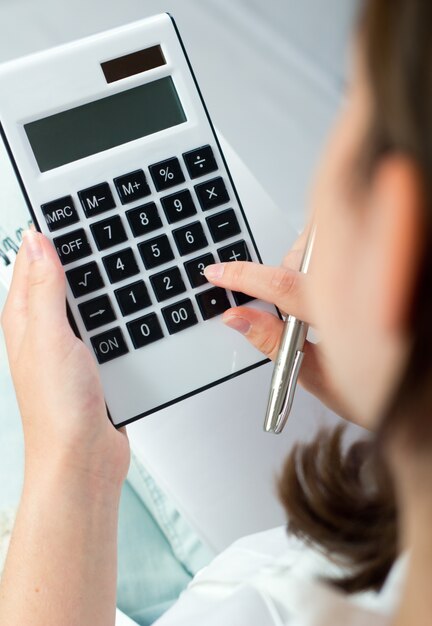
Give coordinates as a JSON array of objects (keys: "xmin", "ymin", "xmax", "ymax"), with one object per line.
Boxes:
[{"xmin": 0, "ymin": 0, "xmax": 431, "ymax": 623}]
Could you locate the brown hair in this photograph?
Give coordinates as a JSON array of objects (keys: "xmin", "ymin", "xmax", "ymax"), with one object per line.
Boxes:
[{"xmin": 278, "ymin": 0, "xmax": 432, "ymax": 594}]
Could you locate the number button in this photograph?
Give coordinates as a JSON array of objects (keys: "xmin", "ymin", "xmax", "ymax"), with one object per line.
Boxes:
[
  {"xmin": 114, "ymin": 170, "xmax": 151, "ymax": 205},
  {"xmin": 115, "ymin": 281, "xmax": 152, "ymax": 316},
  {"xmin": 53, "ymin": 228, "xmax": 92, "ymax": 265},
  {"xmin": 78, "ymin": 294, "xmax": 116, "ymax": 331},
  {"xmin": 91, "ymin": 327, "xmax": 129, "ymax": 364},
  {"xmin": 149, "ymin": 157, "xmax": 185, "ymax": 192},
  {"xmin": 126, "ymin": 203, "xmax": 163, "ymax": 237},
  {"xmin": 195, "ymin": 177, "xmax": 230, "ymax": 211},
  {"xmin": 66, "ymin": 261, "xmax": 104, "ymax": 298},
  {"xmin": 172, "ymin": 221, "xmax": 208, "ymax": 257},
  {"xmin": 218, "ymin": 240, "xmax": 252, "ymax": 263},
  {"xmin": 196, "ymin": 287, "xmax": 232, "ymax": 321},
  {"xmin": 90, "ymin": 215, "xmax": 128, "ymax": 251},
  {"xmin": 206, "ymin": 209, "xmax": 241, "ymax": 243},
  {"xmin": 161, "ymin": 190, "xmax": 197, "ymax": 224},
  {"xmin": 127, "ymin": 313, "xmax": 164, "ymax": 350},
  {"xmin": 41, "ymin": 196, "xmax": 79, "ymax": 232},
  {"xmin": 162, "ymin": 299, "xmax": 198, "ymax": 335},
  {"xmin": 103, "ymin": 248, "xmax": 140, "ymax": 283},
  {"xmin": 184, "ymin": 253, "xmax": 215, "ymax": 288},
  {"xmin": 150, "ymin": 267, "xmax": 186, "ymax": 303},
  {"xmin": 183, "ymin": 145, "xmax": 218, "ymax": 179},
  {"xmin": 78, "ymin": 182, "xmax": 116, "ymax": 218},
  {"xmin": 138, "ymin": 235, "xmax": 175, "ymax": 270}
]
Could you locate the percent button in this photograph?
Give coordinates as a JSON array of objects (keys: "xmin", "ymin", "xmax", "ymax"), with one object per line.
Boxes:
[{"xmin": 149, "ymin": 157, "xmax": 185, "ymax": 192}]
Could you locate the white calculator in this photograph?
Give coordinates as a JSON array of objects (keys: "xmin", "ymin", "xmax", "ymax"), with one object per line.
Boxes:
[{"xmin": 0, "ymin": 14, "xmax": 277, "ymax": 427}]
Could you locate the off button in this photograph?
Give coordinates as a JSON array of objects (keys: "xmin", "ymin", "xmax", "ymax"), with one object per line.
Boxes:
[{"xmin": 53, "ymin": 228, "xmax": 92, "ymax": 265}]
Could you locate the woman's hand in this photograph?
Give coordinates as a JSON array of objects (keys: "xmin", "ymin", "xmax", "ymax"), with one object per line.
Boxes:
[
  {"xmin": 204, "ymin": 233, "xmax": 352, "ymax": 422},
  {"xmin": 1, "ymin": 230, "xmax": 130, "ymax": 489}
]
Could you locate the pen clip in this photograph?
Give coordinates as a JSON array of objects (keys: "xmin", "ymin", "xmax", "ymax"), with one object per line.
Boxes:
[{"xmin": 273, "ymin": 350, "xmax": 305, "ymax": 434}]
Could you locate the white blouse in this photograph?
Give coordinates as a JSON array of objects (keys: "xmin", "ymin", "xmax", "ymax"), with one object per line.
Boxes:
[{"xmin": 155, "ymin": 526, "xmax": 406, "ymax": 626}]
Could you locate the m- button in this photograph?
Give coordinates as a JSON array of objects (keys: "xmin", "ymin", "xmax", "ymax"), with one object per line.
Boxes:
[
  {"xmin": 41, "ymin": 196, "xmax": 80, "ymax": 232},
  {"xmin": 78, "ymin": 182, "xmax": 116, "ymax": 218},
  {"xmin": 53, "ymin": 228, "xmax": 92, "ymax": 265}
]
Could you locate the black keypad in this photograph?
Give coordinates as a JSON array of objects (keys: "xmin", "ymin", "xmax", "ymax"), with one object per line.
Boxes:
[
  {"xmin": 127, "ymin": 313, "xmax": 164, "ymax": 350},
  {"xmin": 78, "ymin": 182, "xmax": 116, "ymax": 218},
  {"xmin": 90, "ymin": 215, "xmax": 128, "ymax": 251},
  {"xmin": 150, "ymin": 267, "xmax": 187, "ymax": 303},
  {"xmin": 54, "ymin": 228, "xmax": 92, "ymax": 265},
  {"xmin": 162, "ymin": 298, "xmax": 198, "ymax": 335},
  {"xmin": 103, "ymin": 248, "xmax": 140, "ymax": 283},
  {"xmin": 183, "ymin": 145, "xmax": 218, "ymax": 179},
  {"xmin": 66, "ymin": 262, "xmax": 104, "ymax": 298},
  {"xmin": 78, "ymin": 294, "xmax": 116, "ymax": 331},
  {"xmin": 218, "ymin": 240, "xmax": 252, "ymax": 264},
  {"xmin": 115, "ymin": 281, "xmax": 152, "ymax": 316},
  {"xmin": 91, "ymin": 327, "xmax": 129, "ymax": 364},
  {"xmin": 149, "ymin": 157, "xmax": 185, "ymax": 192},
  {"xmin": 195, "ymin": 177, "xmax": 230, "ymax": 211},
  {"xmin": 196, "ymin": 287, "xmax": 232, "ymax": 321},
  {"xmin": 114, "ymin": 170, "xmax": 151, "ymax": 205},
  {"xmin": 127, "ymin": 203, "xmax": 163, "ymax": 238},
  {"xmin": 172, "ymin": 221, "xmax": 208, "ymax": 257},
  {"xmin": 139, "ymin": 235, "xmax": 175, "ymax": 270},
  {"xmin": 233, "ymin": 292, "xmax": 256, "ymax": 306},
  {"xmin": 41, "ymin": 196, "xmax": 79, "ymax": 232},
  {"xmin": 161, "ymin": 190, "xmax": 197, "ymax": 224},
  {"xmin": 184, "ymin": 253, "xmax": 215, "ymax": 289},
  {"xmin": 206, "ymin": 209, "xmax": 241, "ymax": 243}
]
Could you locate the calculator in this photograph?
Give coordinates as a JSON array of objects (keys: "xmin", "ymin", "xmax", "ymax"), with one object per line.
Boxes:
[{"xmin": 0, "ymin": 14, "xmax": 277, "ymax": 427}]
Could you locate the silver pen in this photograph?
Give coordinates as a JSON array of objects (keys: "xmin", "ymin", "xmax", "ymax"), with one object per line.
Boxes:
[{"xmin": 264, "ymin": 226, "xmax": 316, "ymax": 434}]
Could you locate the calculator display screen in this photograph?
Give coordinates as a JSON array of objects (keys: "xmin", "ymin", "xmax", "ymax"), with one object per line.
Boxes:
[{"xmin": 24, "ymin": 76, "xmax": 187, "ymax": 173}]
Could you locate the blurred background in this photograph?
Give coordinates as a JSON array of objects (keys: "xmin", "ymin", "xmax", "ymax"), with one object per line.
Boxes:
[{"xmin": 0, "ymin": 0, "xmax": 358, "ymax": 515}]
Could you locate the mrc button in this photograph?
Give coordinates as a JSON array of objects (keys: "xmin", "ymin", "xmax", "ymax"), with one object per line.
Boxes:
[
  {"xmin": 41, "ymin": 196, "xmax": 80, "ymax": 232},
  {"xmin": 53, "ymin": 228, "xmax": 92, "ymax": 265}
]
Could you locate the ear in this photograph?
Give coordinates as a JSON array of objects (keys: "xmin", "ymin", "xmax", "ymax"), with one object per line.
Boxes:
[{"xmin": 369, "ymin": 156, "xmax": 424, "ymax": 333}]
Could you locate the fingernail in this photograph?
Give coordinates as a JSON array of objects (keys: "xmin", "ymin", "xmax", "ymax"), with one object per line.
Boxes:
[
  {"xmin": 204, "ymin": 263, "xmax": 225, "ymax": 280},
  {"xmin": 223, "ymin": 315, "xmax": 251, "ymax": 336},
  {"xmin": 23, "ymin": 230, "xmax": 43, "ymax": 262}
]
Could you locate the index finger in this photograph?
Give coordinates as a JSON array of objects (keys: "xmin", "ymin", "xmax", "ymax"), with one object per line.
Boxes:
[{"xmin": 204, "ymin": 261, "xmax": 312, "ymax": 323}]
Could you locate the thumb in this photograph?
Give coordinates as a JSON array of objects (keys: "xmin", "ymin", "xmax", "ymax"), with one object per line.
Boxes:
[
  {"xmin": 24, "ymin": 230, "xmax": 68, "ymax": 331},
  {"xmin": 222, "ymin": 307, "xmax": 284, "ymax": 361}
]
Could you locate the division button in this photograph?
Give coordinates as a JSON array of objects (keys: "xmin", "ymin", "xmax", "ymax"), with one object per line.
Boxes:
[
  {"xmin": 126, "ymin": 203, "xmax": 163, "ymax": 238},
  {"xmin": 150, "ymin": 266, "xmax": 187, "ymax": 303},
  {"xmin": 91, "ymin": 327, "xmax": 129, "ymax": 364},
  {"xmin": 196, "ymin": 287, "xmax": 231, "ymax": 321},
  {"xmin": 78, "ymin": 182, "xmax": 116, "ymax": 218},
  {"xmin": 138, "ymin": 234, "xmax": 175, "ymax": 270},
  {"xmin": 183, "ymin": 145, "xmax": 218, "ymax": 179},
  {"xmin": 127, "ymin": 313, "xmax": 164, "ymax": 349},
  {"xmin": 184, "ymin": 253, "xmax": 215, "ymax": 288},
  {"xmin": 115, "ymin": 280, "xmax": 152, "ymax": 316},
  {"xmin": 41, "ymin": 196, "xmax": 80, "ymax": 232},
  {"xmin": 161, "ymin": 189, "xmax": 197, "ymax": 224},
  {"xmin": 66, "ymin": 261, "xmax": 104, "ymax": 298},
  {"xmin": 162, "ymin": 298, "xmax": 198, "ymax": 335},
  {"xmin": 172, "ymin": 221, "xmax": 208, "ymax": 256},
  {"xmin": 218, "ymin": 240, "xmax": 252, "ymax": 264},
  {"xmin": 53, "ymin": 228, "xmax": 92, "ymax": 265},
  {"xmin": 149, "ymin": 157, "xmax": 185, "ymax": 192},
  {"xmin": 78, "ymin": 294, "xmax": 116, "ymax": 331},
  {"xmin": 195, "ymin": 177, "xmax": 230, "ymax": 211},
  {"xmin": 206, "ymin": 208, "xmax": 241, "ymax": 243},
  {"xmin": 103, "ymin": 248, "xmax": 140, "ymax": 283},
  {"xmin": 90, "ymin": 215, "xmax": 128, "ymax": 251},
  {"xmin": 114, "ymin": 169, "xmax": 151, "ymax": 205}
]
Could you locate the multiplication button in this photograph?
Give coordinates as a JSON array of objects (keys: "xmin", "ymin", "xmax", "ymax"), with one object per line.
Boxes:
[
  {"xmin": 207, "ymin": 209, "xmax": 241, "ymax": 243},
  {"xmin": 195, "ymin": 177, "xmax": 230, "ymax": 211},
  {"xmin": 114, "ymin": 170, "xmax": 151, "ymax": 205},
  {"xmin": 162, "ymin": 298, "xmax": 198, "ymax": 335},
  {"xmin": 78, "ymin": 294, "xmax": 116, "ymax": 331},
  {"xmin": 41, "ymin": 196, "xmax": 79, "ymax": 232},
  {"xmin": 78, "ymin": 182, "xmax": 116, "ymax": 218},
  {"xmin": 91, "ymin": 327, "xmax": 129, "ymax": 364},
  {"xmin": 54, "ymin": 228, "xmax": 92, "ymax": 265},
  {"xmin": 196, "ymin": 287, "xmax": 231, "ymax": 320},
  {"xmin": 127, "ymin": 313, "xmax": 164, "ymax": 349},
  {"xmin": 149, "ymin": 157, "xmax": 185, "ymax": 192},
  {"xmin": 183, "ymin": 145, "xmax": 218, "ymax": 179},
  {"xmin": 66, "ymin": 261, "xmax": 104, "ymax": 298}
]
